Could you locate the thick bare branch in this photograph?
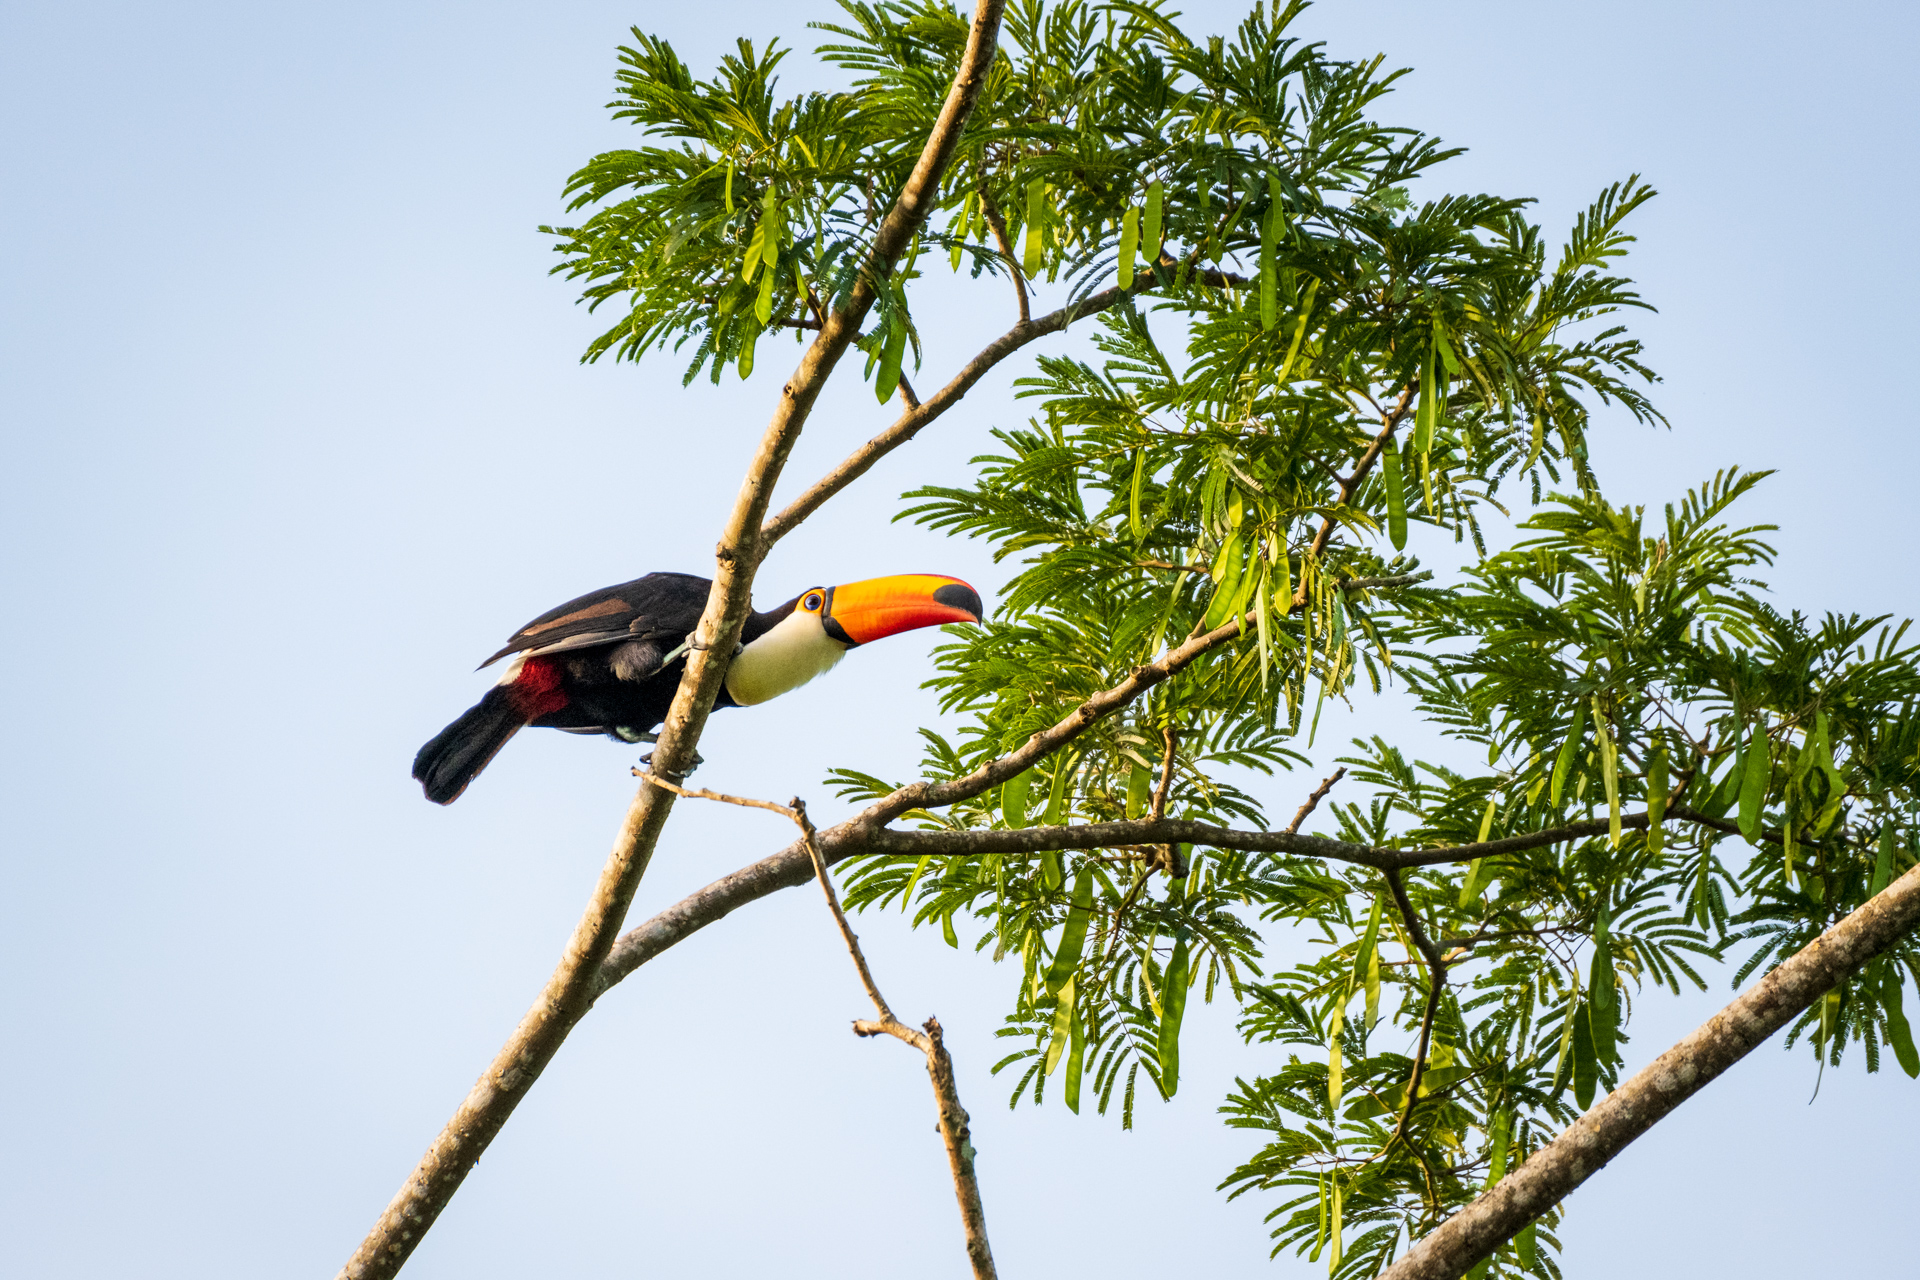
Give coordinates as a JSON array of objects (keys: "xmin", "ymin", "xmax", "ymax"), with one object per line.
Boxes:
[
  {"xmin": 337, "ymin": 8, "xmax": 1010, "ymax": 1275},
  {"xmin": 1377, "ymin": 861, "xmax": 1920, "ymax": 1280},
  {"xmin": 593, "ymin": 811, "xmax": 1679, "ymax": 997}
]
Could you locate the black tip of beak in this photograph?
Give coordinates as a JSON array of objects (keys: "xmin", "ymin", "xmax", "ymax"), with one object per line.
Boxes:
[{"xmin": 935, "ymin": 582, "xmax": 984, "ymax": 622}]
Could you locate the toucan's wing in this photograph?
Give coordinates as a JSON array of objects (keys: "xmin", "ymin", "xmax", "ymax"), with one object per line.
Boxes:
[{"xmin": 477, "ymin": 571, "xmax": 712, "ymax": 669}]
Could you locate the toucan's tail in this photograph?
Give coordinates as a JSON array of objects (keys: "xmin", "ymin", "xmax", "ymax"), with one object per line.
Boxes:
[{"xmin": 413, "ymin": 687, "xmax": 526, "ymax": 805}]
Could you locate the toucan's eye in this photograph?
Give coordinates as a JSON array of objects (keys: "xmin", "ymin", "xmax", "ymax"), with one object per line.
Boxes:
[{"xmin": 802, "ymin": 592, "xmax": 824, "ymax": 612}]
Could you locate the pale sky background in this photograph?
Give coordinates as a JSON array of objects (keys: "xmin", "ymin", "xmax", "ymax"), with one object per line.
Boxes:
[{"xmin": 4, "ymin": 1, "xmax": 1917, "ymax": 1276}]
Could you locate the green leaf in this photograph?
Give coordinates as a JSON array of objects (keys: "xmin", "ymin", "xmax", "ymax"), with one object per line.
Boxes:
[
  {"xmin": 1259, "ymin": 204, "xmax": 1279, "ymax": 331},
  {"xmin": 1589, "ymin": 933, "xmax": 1616, "ymax": 1065},
  {"xmin": 1342, "ymin": 1065, "xmax": 1475, "ymax": 1119},
  {"xmin": 1872, "ymin": 823, "xmax": 1896, "ymax": 897},
  {"xmin": 1328, "ymin": 1178, "xmax": 1343, "ymax": 1275},
  {"xmin": 874, "ymin": 313, "xmax": 908, "ymax": 403},
  {"xmin": 741, "ymin": 219, "xmax": 764, "ymax": 282},
  {"xmin": 1327, "ymin": 999, "xmax": 1344, "ymax": 1109},
  {"xmin": 1314, "ymin": 1175, "xmax": 1328, "ymax": 1261},
  {"xmin": 1128, "ymin": 448, "xmax": 1146, "ymax": 539},
  {"xmin": 1459, "ymin": 801, "xmax": 1498, "ymax": 908},
  {"xmin": 1157, "ymin": 930, "xmax": 1192, "ymax": 1095},
  {"xmin": 1571, "ymin": 1002, "xmax": 1598, "ymax": 1108},
  {"xmin": 1648, "ymin": 742, "xmax": 1669, "ymax": 854},
  {"xmin": 1023, "ymin": 178, "xmax": 1046, "ymax": 278},
  {"xmin": 1596, "ymin": 697, "xmax": 1620, "ymax": 847},
  {"xmin": 1063, "ymin": 1002, "xmax": 1086, "ymax": 1111},
  {"xmin": 1382, "ymin": 436, "xmax": 1408, "ymax": 550},
  {"xmin": 1127, "ymin": 761, "xmax": 1152, "ymax": 819},
  {"xmin": 1739, "ymin": 720, "xmax": 1769, "ymax": 844},
  {"xmin": 1274, "ymin": 276, "xmax": 1320, "ymax": 386},
  {"xmin": 1883, "ymin": 968, "xmax": 1919, "ymax": 1078},
  {"xmin": 1001, "ymin": 767, "xmax": 1031, "ymax": 828},
  {"xmin": 1364, "ymin": 942, "xmax": 1381, "ymax": 1030},
  {"xmin": 1273, "ymin": 533, "xmax": 1292, "ymax": 615},
  {"xmin": 1044, "ymin": 972, "xmax": 1076, "ymax": 1076},
  {"xmin": 900, "ymin": 854, "xmax": 932, "ymax": 914},
  {"xmin": 1117, "ymin": 204, "xmax": 1139, "ymax": 290},
  {"xmin": 1486, "ymin": 1108, "xmax": 1511, "ymax": 1186},
  {"xmin": 1433, "ymin": 316, "xmax": 1462, "ymax": 373},
  {"xmin": 1044, "ymin": 753, "xmax": 1072, "ymax": 826},
  {"xmin": 1551, "ymin": 702, "xmax": 1587, "ymax": 808},
  {"xmin": 736, "ymin": 321, "xmax": 760, "ymax": 380},
  {"xmin": 1414, "ymin": 344, "xmax": 1438, "ymax": 454},
  {"xmin": 754, "ymin": 253, "xmax": 776, "ymax": 323},
  {"xmin": 1203, "ymin": 530, "xmax": 1247, "ymax": 630},
  {"xmin": 1045, "ymin": 867, "xmax": 1095, "ymax": 993},
  {"xmin": 1353, "ymin": 895, "xmax": 1383, "ymax": 1000}
]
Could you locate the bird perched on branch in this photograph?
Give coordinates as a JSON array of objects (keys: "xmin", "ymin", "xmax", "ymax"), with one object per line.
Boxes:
[{"xmin": 413, "ymin": 571, "xmax": 983, "ymax": 804}]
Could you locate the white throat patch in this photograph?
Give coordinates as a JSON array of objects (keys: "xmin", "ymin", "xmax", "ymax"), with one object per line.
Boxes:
[{"xmin": 724, "ymin": 609, "xmax": 847, "ymax": 706}]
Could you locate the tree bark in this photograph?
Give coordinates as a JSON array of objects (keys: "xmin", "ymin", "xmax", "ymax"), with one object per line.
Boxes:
[
  {"xmin": 1377, "ymin": 860, "xmax": 1920, "ymax": 1280},
  {"xmin": 336, "ymin": 7, "xmax": 1008, "ymax": 1274}
]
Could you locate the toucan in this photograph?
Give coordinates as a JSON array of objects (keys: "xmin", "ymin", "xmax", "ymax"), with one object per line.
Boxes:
[{"xmin": 412, "ymin": 571, "xmax": 983, "ymax": 804}]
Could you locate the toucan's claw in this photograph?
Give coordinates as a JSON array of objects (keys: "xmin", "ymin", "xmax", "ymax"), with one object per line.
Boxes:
[{"xmin": 639, "ymin": 748, "xmax": 703, "ymax": 778}]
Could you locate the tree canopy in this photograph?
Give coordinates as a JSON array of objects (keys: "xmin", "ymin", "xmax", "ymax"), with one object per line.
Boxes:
[{"xmin": 350, "ymin": 4, "xmax": 1920, "ymax": 1277}]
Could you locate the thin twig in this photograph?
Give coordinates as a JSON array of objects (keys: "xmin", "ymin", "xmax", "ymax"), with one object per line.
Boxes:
[
  {"xmin": 633, "ymin": 770, "xmax": 795, "ymax": 817},
  {"xmin": 1287, "ymin": 767, "xmax": 1347, "ymax": 835},
  {"xmin": 979, "ymin": 187, "xmax": 1028, "ymax": 324},
  {"xmin": 1150, "ymin": 724, "xmax": 1181, "ymax": 875},
  {"xmin": 761, "ymin": 284, "xmax": 1134, "ymax": 549},
  {"xmin": 1294, "ymin": 385, "xmax": 1417, "ymax": 609},
  {"xmin": 792, "ymin": 797, "xmax": 898, "ymax": 1027},
  {"xmin": 637, "ymin": 776, "xmax": 997, "ymax": 1280},
  {"xmin": 1340, "ymin": 572, "xmax": 1434, "ymax": 592},
  {"xmin": 1385, "ymin": 868, "xmax": 1448, "ymax": 1148}
]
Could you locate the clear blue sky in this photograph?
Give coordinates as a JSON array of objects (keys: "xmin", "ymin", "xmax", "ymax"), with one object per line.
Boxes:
[{"xmin": 3, "ymin": 2, "xmax": 1915, "ymax": 1276}]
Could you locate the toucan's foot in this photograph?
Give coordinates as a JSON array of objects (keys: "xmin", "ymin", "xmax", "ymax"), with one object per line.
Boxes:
[
  {"xmin": 639, "ymin": 748, "xmax": 703, "ymax": 777},
  {"xmin": 613, "ymin": 728, "xmax": 658, "ymax": 745}
]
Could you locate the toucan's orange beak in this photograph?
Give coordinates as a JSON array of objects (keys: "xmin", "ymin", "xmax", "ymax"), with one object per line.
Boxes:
[{"xmin": 823, "ymin": 574, "xmax": 983, "ymax": 646}]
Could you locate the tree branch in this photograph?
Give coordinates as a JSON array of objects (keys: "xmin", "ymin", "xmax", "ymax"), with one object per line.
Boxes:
[
  {"xmin": 337, "ymin": 8, "xmax": 1010, "ymax": 1275},
  {"xmin": 794, "ymin": 798, "xmax": 899, "ymax": 1027},
  {"xmin": 978, "ymin": 187, "xmax": 1028, "ymax": 324},
  {"xmin": 1385, "ymin": 867, "xmax": 1448, "ymax": 1146},
  {"xmin": 1140, "ymin": 724, "xmax": 1184, "ymax": 875},
  {"xmin": 760, "ymin": 283, "xmax": 1134, "ymax": 548},
  {"xmin": 592, "ymin": 811, "xmax": 1682, "ymax": 999},
  {"xmin": 1295, "ymin": 385, "xmax": 1416, "ymax": 606},
  {"xmin": 1341, "ymin": 572, "xmax": 1434, "ymax": 592},
  {"xmin": 1287, "ymin": 767, "xmax": 1347, "ymax": 834},
  {"xmin": 797, "ymin": 805, "xmax": 997, "ymax": 1280},
  {"xmin": 628, "ymin": 779, "xmax": 998, "ymax": 1279},
  {"xmin": 1377, "ymin": 860, "xmax": 1920, "ymax": 1280}
]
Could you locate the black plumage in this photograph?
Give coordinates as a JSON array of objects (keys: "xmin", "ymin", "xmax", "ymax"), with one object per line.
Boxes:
[{"xmin": 413, "ymin": 572, "xmax": 793, "ymax": 804}]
